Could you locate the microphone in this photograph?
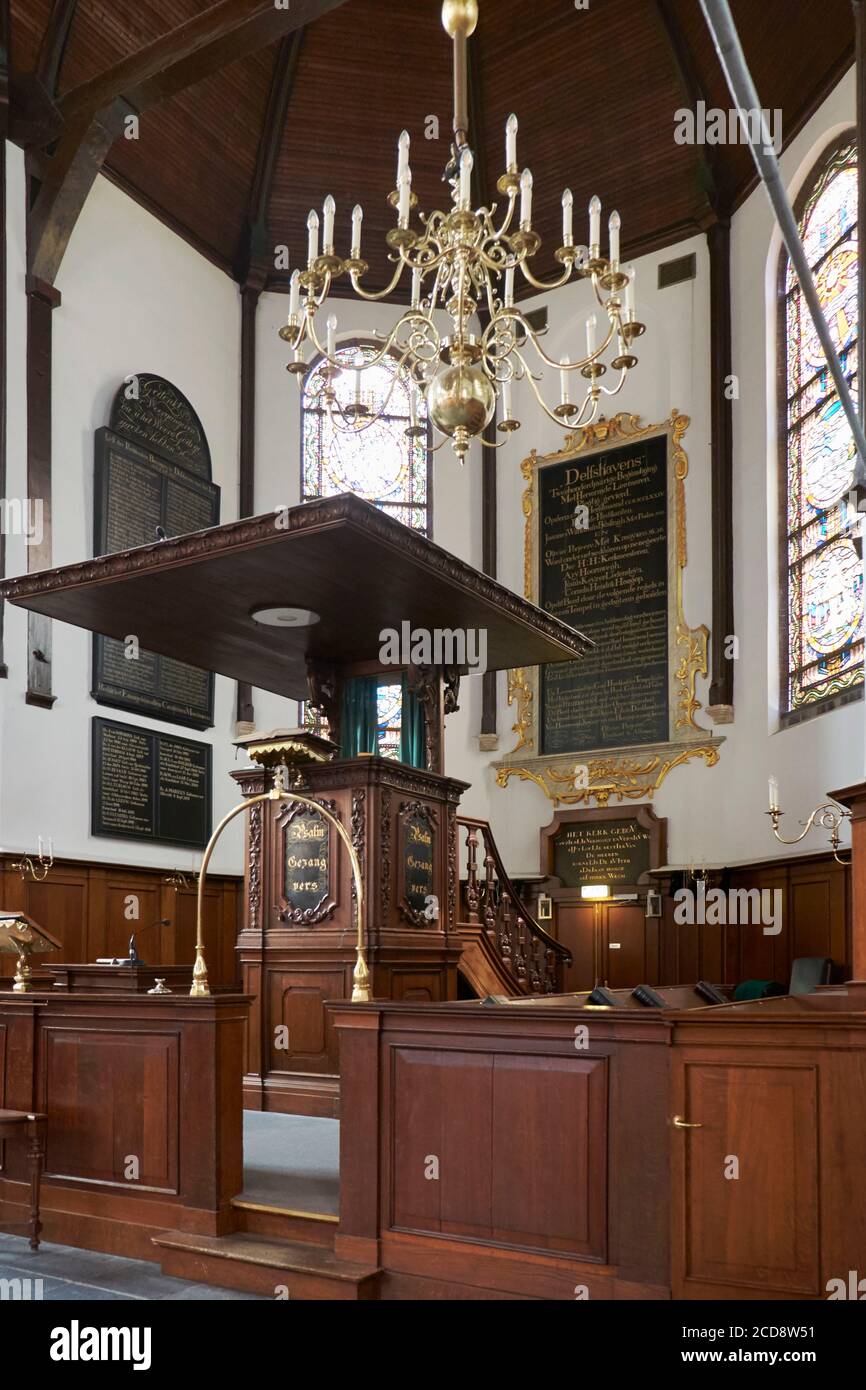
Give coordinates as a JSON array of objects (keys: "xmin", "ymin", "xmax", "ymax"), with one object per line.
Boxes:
[{"xmin": 128, "ymin": 918, "xmax": 171, "ymax": 967}]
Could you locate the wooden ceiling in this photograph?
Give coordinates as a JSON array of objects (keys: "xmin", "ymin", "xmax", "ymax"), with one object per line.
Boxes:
[{"xmin": 8, "ymin": 0, "xmax": 858, "ymax": 297}]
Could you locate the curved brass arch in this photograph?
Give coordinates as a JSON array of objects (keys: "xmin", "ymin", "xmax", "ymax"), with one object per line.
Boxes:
[{"xmin": 191, "ymin": 788, "xmax": 371, "ymax": 1002}]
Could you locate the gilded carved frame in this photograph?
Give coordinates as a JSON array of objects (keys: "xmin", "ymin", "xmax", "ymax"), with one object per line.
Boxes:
[{"xmin": 494, "ymin": 410, "xmax": 723, "ymax": 806}]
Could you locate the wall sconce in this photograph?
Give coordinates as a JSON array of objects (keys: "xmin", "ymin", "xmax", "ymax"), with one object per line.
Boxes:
[
  {"xmin": 11, "ymin": 837, "xmax": 54, "ymax": 882},
  {"xmin": 767, "ymin": 775, "xmax": 851, "ymax": 865},
  {"xmin": 163, "ymin": 870, "xmax": 190, "ymax": 890}
]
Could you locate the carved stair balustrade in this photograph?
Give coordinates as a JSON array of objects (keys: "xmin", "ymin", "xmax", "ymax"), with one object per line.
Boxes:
[{"xmin": 456, "ymin": 817, "xmax": 570, "ymax": 995}]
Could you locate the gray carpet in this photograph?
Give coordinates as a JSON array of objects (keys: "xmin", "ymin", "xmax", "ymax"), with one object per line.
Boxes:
[
  {"xmin": 240, "ymin": 1111, "xmax": 340, "ymax": 1215},
  {"xmin": 0, "ymin": 1233, "xmax": 264, "ymax": 1301}
]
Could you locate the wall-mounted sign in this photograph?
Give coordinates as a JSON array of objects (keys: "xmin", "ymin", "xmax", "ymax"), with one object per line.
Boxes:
[
  {"xmin": 281, "ymin": 804, "xmax": 335, "ymax": 924},
  {"xmin": 538, "ymin": 430, "xmax": 669, "ymax": 753},
  {"xmin": 494, "ymin": 412, "xmax": 721, "ymax": 808},
  {"xmin": 92, "ymin": 382, "xmax": 220, "ymax": 730},
  {"xmin": 399, "ymin": 802, "xmax": 437, "ymax": 926},
  {"xmin": 541, "ymin": 805, "xmax": 665, "ymax": 893},
  {"xmin": 91, "ymin": 717, "xmax": 211, "ymax": 849}
]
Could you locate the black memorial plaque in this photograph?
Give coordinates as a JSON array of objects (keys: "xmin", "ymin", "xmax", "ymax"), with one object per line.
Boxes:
[
  {"xmin": 91, "ymin": 717, "xmax": 212, "ymax": 849},
  {"xmin": 92, "ymin": 427, "xmax": 220, "ymax": 728},
  {"xmin": 283, "ymin": 808, "xmax": 333, "ymax": 921},
  {"xmin": 110, "ymin": 373, "xmax": 212, "ymax": 478},
  {"xmin": 552, "ymin": 818, "xmax": 652, "ymax": 889},
  {"xmin": 538, "ymin": 431, "xmax": 669, "ymax": 754},
  {"xmin": 402, "ymin": 808, "xmax": 436, "ymax": 919}
]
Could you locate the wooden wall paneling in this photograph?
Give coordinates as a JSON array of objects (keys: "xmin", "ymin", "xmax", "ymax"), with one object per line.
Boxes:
[
  {"xmin": 788, "ymin": 858, "xmax": 849, "ymax": 974},
  {"xmin": 671, "ymin": 1044, "xmax": 822, "ymax": 1299},
  {"xmin": 391, "ymin": 1046, "xmax": 492, "ymax": 1240},
  {"xmin": 41, "ymin": 1026, "xmax": 180, "ymax": 1192},
  {"xmin": 491, "ymin": 1052, "xmax": 607, "ymax": 1258},
  {"xmin": 0, "ymin": 854, "xmax": 240, "ymax": 983}
]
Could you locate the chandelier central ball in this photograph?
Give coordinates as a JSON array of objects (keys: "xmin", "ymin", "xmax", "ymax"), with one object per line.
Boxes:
[
  {"xmin": 441, "ymin": 0, "xmax": 478, "ymax": 39},
  {"xmin": 426, "ymin": 363, "xmax": 496, "ymax": 453}
]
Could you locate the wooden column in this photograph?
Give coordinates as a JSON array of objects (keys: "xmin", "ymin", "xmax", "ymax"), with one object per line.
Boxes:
[
  {"xmin": 0, "ymin": 0, "xmax": 9, "ymax": 679},
  {"xmin": 479, "ymin": 407, "xmax": 498, "ymax": 748},
  {"xmin": 24, "ymin": 275, "xmax": 60, "ymax": 707},
  {"xmin": 234, "ymin": 29, "xmax": 304, "ymax": 730},
  {"xmin": 707, "ymin": 213, "xmax": 734, "ymax": 719},
  {"xmin": 829, "ymin": 782, "xmax": 866, "ymax": 979},
  {"xmin": 653, "ymin": 0, "xmax": 734, "ymax": 721},
  {"xmin": 236, "ymin": 284, "xmax": 258, "ymax": 728}
]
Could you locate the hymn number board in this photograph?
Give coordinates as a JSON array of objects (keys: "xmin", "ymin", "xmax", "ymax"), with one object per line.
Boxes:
[
  {"xmin": 92, "ymin": 377, "xmax": 220, "ymax": 730},
  {"xmin": 399, "ymin": 802, "xmax": 437, "ymax": 927},
  {"xmin": 280, "ymin": 802, "xmax": 336, "ymax": 924}
]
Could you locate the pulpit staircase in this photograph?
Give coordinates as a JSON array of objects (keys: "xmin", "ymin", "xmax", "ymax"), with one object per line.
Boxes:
[{"xmin": 454, "ymin": 817, "xmax": 571, "ymax": 997}]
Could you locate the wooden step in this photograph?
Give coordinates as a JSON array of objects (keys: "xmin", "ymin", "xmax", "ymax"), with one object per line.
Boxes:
[
  {"xmin": 231, "ymin": 1199, "xmax": 337, "ymax": 1247},
  {"xmin": 153, "ymin": 1230, "xmax": 379, "ymax": 1300}
]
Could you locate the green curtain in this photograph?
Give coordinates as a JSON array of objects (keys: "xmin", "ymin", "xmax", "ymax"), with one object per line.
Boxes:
[
  {"xmin": 340, "ymin": 675, "xmax": 379, "ymax": 758},
  {"xmin": 400, "ymin": 673, "xmax": 426, "ymax": 769}
]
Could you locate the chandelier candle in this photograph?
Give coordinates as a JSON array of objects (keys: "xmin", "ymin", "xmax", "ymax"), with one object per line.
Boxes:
[
  {"xmin": 506, "ymin": 113, "xmax": 518, "ymax": 171},
  {"xmin": 562, "ymin": 188, "xmax": 574, "ymax": 246},
  {"xmin": 278, "ymin": 0, "xmax": 646, "ymax": 459},
  {"xmin": 608, "ymin": 210, "xmax": 621, "ymax": 266},
  {"xmin": 307, "ymin": 210, "xmax": 319, "ymax": 266},
  {"xmin": 351, "ymin": 205, "xmax": 363, "ymax": 259}
]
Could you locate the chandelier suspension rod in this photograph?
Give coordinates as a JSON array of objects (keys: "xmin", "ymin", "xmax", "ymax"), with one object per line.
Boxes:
[{"xmin": 443, "ymin": 0, "xmax": 477, "ymax": 150}]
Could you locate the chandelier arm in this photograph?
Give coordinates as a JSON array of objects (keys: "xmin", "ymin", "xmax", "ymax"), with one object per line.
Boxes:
[
  {"xmin": 513, "ymin": 347, "xmax": 589, "ymax": 431},
  {"xmin": 348, "ymin": 260, "xmax": 407, "ymax": 301},
  {"xmin": 518, "ymin": 258, "xmax": 577, "ymax": 293},
  {"xmin": 398, "ymin": 242, "xmax": 452, "ymax": 276},
  {"xmin": 491, "ymin": 191, "xmax": 519, "ymax": 241},
  {"xmin": 306, "ymin": 270, "xmax": 334, "ymax": 313},
  {"xmin": 599, "ymin": 365, "xmax": 629, "ymax": 397},
  {"xmin": 321, "ymin": 340, "xmax": 421, "ymax": 435},
  {"xmin": 505, "ymin": 312, "xmax": 618, "ymax": 372},
  {"xmin": 306, "ymin": 309, "xmax": 420, "ymax": 374}
]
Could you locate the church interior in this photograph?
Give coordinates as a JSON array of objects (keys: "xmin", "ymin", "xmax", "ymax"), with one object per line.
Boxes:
[{"xmin": 2, "ymin": 0, "xmax": 866, "ymax": 1332}]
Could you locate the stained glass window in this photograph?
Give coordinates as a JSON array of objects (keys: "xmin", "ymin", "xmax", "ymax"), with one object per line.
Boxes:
[
  {"xmin": 300, "ymin": 345, "xmax": 428, "ymax": 750},
  {"xmin": 301, "ymin": 343, "xmax": 429, "ymax": 532},
  {"xmin": 376, "ymin": 683, "xmax": 403, "ymax": 759},
  {"xmin": 782, "ymin": 137, "xmax": 862, "ymax": 715}
]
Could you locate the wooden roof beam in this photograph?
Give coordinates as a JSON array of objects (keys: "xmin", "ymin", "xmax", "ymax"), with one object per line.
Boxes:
[
  {"xmin": 239, "ymin": 27, "xmax": 305, "ymax": 289},
  {"xmin": 36, "ymin": 0, "xmax": 79, "ymax": 96},
  {"xmin": 57, "ymin": 0, "xmax": 349, "ymax": 123}
]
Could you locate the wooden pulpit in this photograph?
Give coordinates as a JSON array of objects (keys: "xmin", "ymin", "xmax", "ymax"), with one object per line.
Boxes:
[{"xmin": 233, "ymin": 745, "xmax": 466, "ymax": 1115}]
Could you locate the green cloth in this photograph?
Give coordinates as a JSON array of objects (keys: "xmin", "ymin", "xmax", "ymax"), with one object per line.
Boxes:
[
  {"xmin": 340, "ymin": 675, "xmax": 379, "ymax": 758},
  {"xmin": 399, "ymin": 673, "xmax": 426, "ymax": 769},
  {"xmin": 733, "ymin": 979, "xmax": 786, "ymax": 1001}
]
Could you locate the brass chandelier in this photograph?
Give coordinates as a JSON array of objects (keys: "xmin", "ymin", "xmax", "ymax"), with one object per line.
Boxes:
[{"xmin": 279, "ymin": 0, "xmax": 646, "ymax": 460}]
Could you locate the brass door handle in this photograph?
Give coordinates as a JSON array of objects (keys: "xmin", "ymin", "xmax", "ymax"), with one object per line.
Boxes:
[{"xmin": 672, "ymin": 1115, "xmax": 703, "ymax": 1129}]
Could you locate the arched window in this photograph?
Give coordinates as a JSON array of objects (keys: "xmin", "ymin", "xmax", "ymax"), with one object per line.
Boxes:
[
  {"xmin": 300, "ymin": 342, "xmax": 430, "ymax": 762},
  {"xmin": 781, "ymin": 135, "xmax": 862, "ymax": 720},
  {"xmin": 301, "ymin": 342, "xmax": 430, "ymax": 533}
]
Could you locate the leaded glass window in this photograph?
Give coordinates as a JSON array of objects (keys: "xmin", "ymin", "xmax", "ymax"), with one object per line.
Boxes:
[
  {"xmin": 301, "ymin": 343, "xmax": 429, "ymax": 532},
  {"xmin": 782, "ymin": 137, "xmax": 862, "ymax": 716},
  {"xmin": 300, "ymin": 344, "xmax": 429, "ymax": 751}
]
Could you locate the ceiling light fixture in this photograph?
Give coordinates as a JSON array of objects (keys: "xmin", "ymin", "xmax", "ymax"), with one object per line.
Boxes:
[
  {"xmin": 279, "ymin": 0, "xmax": 645, "ymax": 460},
  {"xmin": 250, "ymin": 606, "xmax": 320, "ymax": 628}
]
